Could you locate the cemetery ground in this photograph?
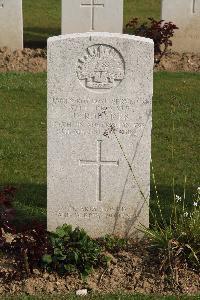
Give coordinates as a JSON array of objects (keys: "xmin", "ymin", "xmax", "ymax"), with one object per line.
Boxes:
[
  {"xmin": 1, "ymin": 295, "xmax": 200, "ymax": 300},
  {"xmin": 0, "ymin": 47, "xmax": 200, "ymax": 73},
  {"xmin": 0, "ymin": 0, "xmax": 199, "ymax": 298},
  {"xmin": 0, "ymin": 71, "xmax": 199, "ymax": 297}
]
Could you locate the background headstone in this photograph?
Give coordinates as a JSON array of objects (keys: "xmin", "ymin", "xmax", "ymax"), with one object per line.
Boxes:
[
  {"xmin": 0, "ymin": 0, "xmax": 23, "ymax": 49},
  {"xmin": 162, "ymin": 0, "xmax": 200, "ymax": 53},
  {"xmin": 62, "ymin": 0, "xmax": 123, "ymax": 34},
  {"xmin": 47, "ymin": 32, "xmax": 154, "ymax": 237}
]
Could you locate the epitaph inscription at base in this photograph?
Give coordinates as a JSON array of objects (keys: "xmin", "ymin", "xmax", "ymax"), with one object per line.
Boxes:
[{"xmin": 47, "ymin": 33, "xmax": 154, "ymax": 237}]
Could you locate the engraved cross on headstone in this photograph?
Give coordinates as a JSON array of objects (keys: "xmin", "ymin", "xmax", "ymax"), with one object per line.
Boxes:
[
  {"xmin": 193, "ymin": 0, "xmax": 200, "ymax": 14},
  {"xmin": 0, "ymin": 0, "xmax": 5, "ymax": 8},
  {"xmin": 79, "ymin": 140, "xmax": 119, "ymax": 202},
  {"xmin": 80, "ymin": 0, "xmax": 104, "ymax": 31}
]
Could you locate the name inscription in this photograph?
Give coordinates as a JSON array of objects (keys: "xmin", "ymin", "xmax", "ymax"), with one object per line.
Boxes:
[{"xmin": 50, "ymin": 96, "xmax": 150, "ymax": 136}]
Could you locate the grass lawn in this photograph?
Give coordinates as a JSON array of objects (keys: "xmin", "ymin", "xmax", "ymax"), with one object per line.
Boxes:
[
  {"xmin": 23, "ymin": 0, "xmax": 160, "ymax": 46},
  {"xmin": 3, "ymin": 294, "xmax": 200, "ymax": 300},
  {"xmin": 152, "ymin": 72, "xmax": 199, "ymax": 216},
  {"xmin": 0, "ymin": 73, "xmax": 47, "ymax": 225},
  {"xmin": 0, "ymin": 72, "xmax": 199, "ymax": 224}
]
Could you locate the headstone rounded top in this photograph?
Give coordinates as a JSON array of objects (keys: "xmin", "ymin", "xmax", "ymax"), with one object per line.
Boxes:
[{"xmin": 47, "ymin": 32, "xmax": 154, "ymax": 46}]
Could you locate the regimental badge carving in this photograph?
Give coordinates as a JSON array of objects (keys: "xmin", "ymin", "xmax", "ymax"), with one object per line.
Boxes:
[{"xmin": 77, "ymin": 44, "xmax": 125, "ymax": 92}]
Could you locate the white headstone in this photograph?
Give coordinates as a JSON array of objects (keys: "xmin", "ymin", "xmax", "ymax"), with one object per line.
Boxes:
[
  {"xmin": 47, "ymin": 33, "xmax": 154, "ymax": 238},
  {"xmin": 62, "ymin": 0, "xmax": 123, "ymax": 34},
  {"xmin": 162, "ymin": 0, "xmax": 200, "ymax": 53},
  {"xmin": 0, "ymin": 0, "xmax": 23, "ymax": 49}
]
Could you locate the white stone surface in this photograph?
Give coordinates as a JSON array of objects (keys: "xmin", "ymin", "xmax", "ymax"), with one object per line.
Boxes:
[
  {"xmin": 0, "ymin": 0, "xmax": 23, "ymax": 49},
  {"xmin": 76, "ymin": 289, "xmax": 88, "ymax": 296},
  {"xmin": 162, "ymin": 0, "xmax": 200, "ymax": 53},
  {"xmin": 47, "ymin": 32, "xmax": 154, "ymax": 238},
  {"xmin": 62, "ymin": 0, "xmax": 123, "ymax": 34}
]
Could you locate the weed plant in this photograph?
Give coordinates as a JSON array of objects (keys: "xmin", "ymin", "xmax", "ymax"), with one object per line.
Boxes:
[
  {"xmin": 103, "ymin": 119, "xmax": 200, "ymax": 279},
  {"xmin": 142, "ymin": 185, "xmax": 200, "ymax": 275},
  {"xmin": 98, "ymin": 234, "xmax": 128, "ymax": 253},
  {"xmin": 42, "ymin": 224, "xmax": 107, "ymax": 279}
]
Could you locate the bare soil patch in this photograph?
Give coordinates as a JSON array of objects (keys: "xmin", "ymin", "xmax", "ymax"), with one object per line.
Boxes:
[
  {"xmin": 156, "ymin": 51, "xmax": 200, "ymax": 72},
  {"xmin": 0, "ymin": 48, "xmax": 200, "ymax": 73},
  {"xmin": 0, "ymin": 48, "xmax": 46, "ymax": 73},
  {"xmin": 0, "ymin": 239, "xmax": 199, "ymax": 296}
]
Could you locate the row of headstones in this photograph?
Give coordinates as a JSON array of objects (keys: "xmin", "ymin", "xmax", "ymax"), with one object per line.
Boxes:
[
  {"xmin": 47, "ymin": 0, "xmax": 199, "ymax": 237},
  {"xmin": 1, "ymin": 1, "xmax": 199, "ymax": 238},
  {"xmin": 0, "ymin": 0, "xmax": 200, "ymax": 52}
]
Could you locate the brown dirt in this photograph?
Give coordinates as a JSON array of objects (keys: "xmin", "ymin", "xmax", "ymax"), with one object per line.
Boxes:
[
  {"xmin": 0, "ymin": 48, "xmax": 199, "ymax": 73},
  {"xmin": 0, "ymin": 239, "xmax": 199, "ymax": 296},
  {"xmin": 0, "ymin": 47, "xmax": 46, "ymax": 73},
  {"xmin": 156, "ymin": 51, "xmax": 200, "ymax": 72}
]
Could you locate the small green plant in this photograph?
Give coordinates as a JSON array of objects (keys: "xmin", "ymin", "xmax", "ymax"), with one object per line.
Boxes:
[
  {"xmin": 99, "ymin": 234, "xmax": 128, "ymax": 253},
  {"xmin": 43, "ymin": 224, "xmax": 105, "ymax": 279},
  {"xmin": 141, "ymin": 188, "xmax": 200, "ymax": 274},
  {"xmin": 104, "ymin": 123, "xmax": 200, "ymax": 282}
]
